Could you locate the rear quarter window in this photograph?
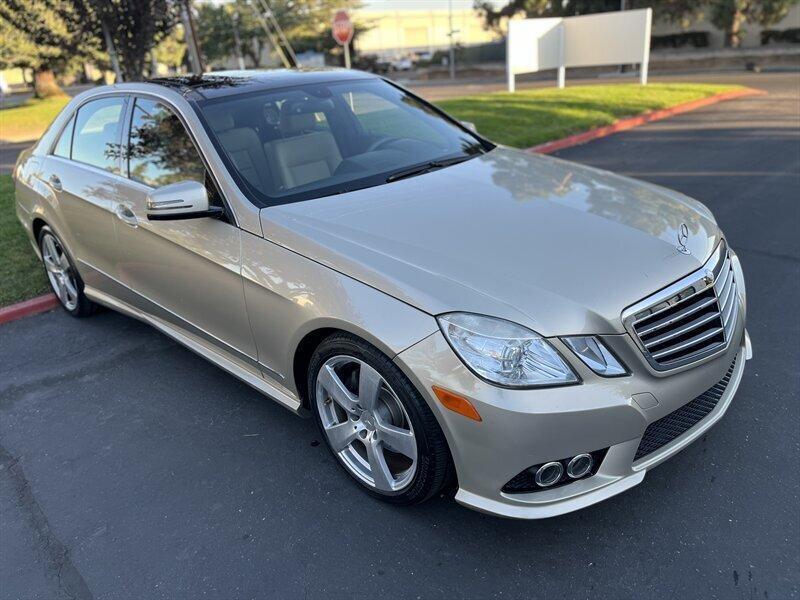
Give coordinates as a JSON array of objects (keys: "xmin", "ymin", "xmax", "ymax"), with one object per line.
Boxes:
[{"xmin": 52, "ymin": 115, "xmax": 75, "ymax": 158}]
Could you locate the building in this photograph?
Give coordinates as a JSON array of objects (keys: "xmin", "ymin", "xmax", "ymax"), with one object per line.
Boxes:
[{"xmin": 355, "ymin": 0, "xmax": 504, "ymax": 58}]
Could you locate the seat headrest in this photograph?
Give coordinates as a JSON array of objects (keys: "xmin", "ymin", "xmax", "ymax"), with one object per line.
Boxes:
[
  {"xmin": 279, "ymin": 100, "xmax": 324, "ymax": 137},
  {"xmin": 206, "ymin": 111, "xmax": 235, "ymax": 132}
]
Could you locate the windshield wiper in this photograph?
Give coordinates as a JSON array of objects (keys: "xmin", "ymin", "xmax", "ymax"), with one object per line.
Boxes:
[{"xmin": 385, "ymin": 155, "xmax": 475, "ymax": 183}]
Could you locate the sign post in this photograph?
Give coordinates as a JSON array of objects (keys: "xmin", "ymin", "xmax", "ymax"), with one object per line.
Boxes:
[{"xmin": 332, "ymin": 9, "xmax": 354, "ymax": 69}]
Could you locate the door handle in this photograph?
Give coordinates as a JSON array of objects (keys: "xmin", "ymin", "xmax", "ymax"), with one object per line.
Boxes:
[
  {"xmin": 115, "ymin": 203, "xmax": 139, "ymax": 228},
  {"xmin": 49, "ymin": 174, "xmax": 62, "ymax": 192}
]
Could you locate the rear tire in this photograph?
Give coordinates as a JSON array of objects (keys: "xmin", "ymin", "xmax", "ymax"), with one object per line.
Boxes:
[
  {"xmin": 308, "ymin": 332, "xmax": 452, "ymax": 505},
  {"xmin": 38, "ymin": 225, "xmax": 97, "ymax": 318}
]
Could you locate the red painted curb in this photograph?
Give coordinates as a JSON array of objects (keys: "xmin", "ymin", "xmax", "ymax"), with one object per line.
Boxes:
[
  {"xmin": 0, "ymin": 293, "xmax": 59, "ymax": 325},
  {"xmin": 528, "ymin": 87, "xmax": 766, "ymax": 155}
]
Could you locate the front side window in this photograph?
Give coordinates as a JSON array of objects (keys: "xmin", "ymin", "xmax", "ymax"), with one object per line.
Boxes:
[
  {"xmin": 127, "ymin": 98, "xmax": 205, "ymax": 188},
  {"xmin": 53, "ymin": 115, "xmax": 75, "ymax": 158},
  {"xmin": 195, "ymin": 78, "xmax": 488, "ymax": 207},
  {"xmin": 72, "ymin": 97, "xmax": 125, "ymax": 173}
]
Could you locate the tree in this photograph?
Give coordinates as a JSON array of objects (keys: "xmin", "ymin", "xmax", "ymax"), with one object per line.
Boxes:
[
  {"xmin": 476, "ymin": 0, "xmax": 798, "ymax": 47},
  {"xmin": 708, "ymin": 0, "xmax": 798, "ymax": 47},
  {"xmin": 1, "ymin": 0, "xmax": 182, "ymax": 95},
  {"xmin": 0, "ymin": 1, "xmax": 99, "ymax": 97},
  {"xmin": 476, "ymin": 0, "xmax": 704, "ymax": 30},
  {"xmin": 197, "ymin": 1, "xmax": 270, "ymax": 68},
  {"xmin": 152, "ymin": 25, "xmax": 187, "ymax": 75},
  {"xmin": 197, "ymin": 0, "xmax": 364, "ymax": 68},
  {"xmin": 87, "ymin": 0, "xmax": 181, "ymax": 81},
  {"xmin": 0, "ymin": 18, "xmax": 38, "ymax": 73}
]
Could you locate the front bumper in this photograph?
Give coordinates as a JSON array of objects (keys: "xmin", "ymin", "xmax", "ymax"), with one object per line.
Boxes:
[{"xmin": 394, "ymin": 316, "xmax": 750, "ymax": 519}]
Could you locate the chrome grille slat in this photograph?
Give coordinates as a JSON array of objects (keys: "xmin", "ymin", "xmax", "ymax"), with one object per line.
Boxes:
[
  {"xmin": 719, "ymin": 272, "xmax": 737, "ymax": 317},
  {"xmin": 636, "ymin": 295, "xmax": 717, "ymax": 336},
  {"xmin": 627, "ymin": 242, "xmax": 740, "ymax": 370},
  {"xmin": 643, "ymin": 311, "xmax": 721, "ymax": 349},
  {"xmin": 650, "ymin": 326, "xmax": 724, "ymax": 360},
  {"xmin": 724, "ymin": 302, "xmax": 739, "ymax": 340},
  {"xmin": 722, "ymin": 290, "xmax": 738, "ymax": 336},
  {"xmin": 714, "ymin": 257, "xmax": 732, "ymax": 295}
]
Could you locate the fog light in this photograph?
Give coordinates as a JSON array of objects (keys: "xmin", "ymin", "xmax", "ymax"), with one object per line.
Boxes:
[
  {"xmin": 566, "ymin": 453, "xmax": 593, "ymax": 479},
  {"xmin": 534, "ymin": 461, "xmax": 563, "ymax": 487}
]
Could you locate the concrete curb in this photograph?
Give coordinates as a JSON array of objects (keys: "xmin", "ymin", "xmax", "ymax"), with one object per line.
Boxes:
[
  {"xmin": 0, "ymin": 294, "xmax": 58, "ymax": 325},
  {"xmin": 528, "ymin": 87, "xmax": 766, "ymax": 155}
]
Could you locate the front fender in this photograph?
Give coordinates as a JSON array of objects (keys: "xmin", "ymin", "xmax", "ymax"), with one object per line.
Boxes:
[{"xmin": 241, "ymin": 233, "xmax": 438, "ymax": 397}]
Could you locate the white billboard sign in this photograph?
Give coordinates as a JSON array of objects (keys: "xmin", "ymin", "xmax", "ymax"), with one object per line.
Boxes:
[{"xmin": 507, "ymin": 8, "xmax": 652, "ymax": 92}]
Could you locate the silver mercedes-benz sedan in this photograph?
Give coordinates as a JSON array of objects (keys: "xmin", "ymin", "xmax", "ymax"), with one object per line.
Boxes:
[{"xmin": 13, "ymin": 69, "xmax": 751, "ymax": 518}]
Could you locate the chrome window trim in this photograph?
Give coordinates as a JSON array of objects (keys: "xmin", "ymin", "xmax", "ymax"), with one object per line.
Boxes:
[{"xmin": 621, "ymin": 240, "xmax": 741, "ymax": 372}]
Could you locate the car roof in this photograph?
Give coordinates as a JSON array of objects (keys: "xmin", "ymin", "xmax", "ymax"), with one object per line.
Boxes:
[{"xmin": 147, "ymin": 68, "xmax": 379, "ymax": 100}]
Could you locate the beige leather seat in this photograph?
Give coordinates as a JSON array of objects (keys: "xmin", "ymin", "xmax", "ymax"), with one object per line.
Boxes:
[
  {"xmin": 207, "ymin": 111, "xmax": 273, "ymax": 194},
  {"xmin": 264, "ymin": 106, "xmax": 342, "ymax": 190}
]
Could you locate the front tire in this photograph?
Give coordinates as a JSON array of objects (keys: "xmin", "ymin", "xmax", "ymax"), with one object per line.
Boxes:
[
  {"xmin": 38, "ymin": 226, "xmax": 97, "ymax": 318},
  {"xmin": 308, "ymin": 332, "xmax": 452, "ymax": 505}
]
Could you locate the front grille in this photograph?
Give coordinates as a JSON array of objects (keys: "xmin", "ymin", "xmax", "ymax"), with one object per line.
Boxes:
[
  {"xmin": 628, "ymin": 241, "xmax": 739, "ymax": 370},
  {"xmin": 634, "ymin": 357, "xmax": 736, "ymax": 462}
]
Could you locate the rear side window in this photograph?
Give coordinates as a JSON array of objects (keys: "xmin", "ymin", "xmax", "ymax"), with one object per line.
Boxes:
[
  {"xmin": 72, "ymin": 97, "xmax": 125, "ymax": 173},
  {"xmin": 53, "ymin": 115, "xmax": 75, "ymax": 158},
  {"xmin": 127, "ymin": 98, "xmax": 205, "ymax": 188}
]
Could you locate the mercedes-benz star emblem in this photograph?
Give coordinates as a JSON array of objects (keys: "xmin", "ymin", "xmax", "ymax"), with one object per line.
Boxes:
[{"xmin": 676, "ymin": 223, "xmax": 690, "ymax": 255}]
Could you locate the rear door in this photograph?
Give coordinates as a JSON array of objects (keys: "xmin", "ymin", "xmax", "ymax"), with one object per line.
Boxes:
[
  {"xmin": 111, "ymin": 95, "xmax": 257, "ymax": 364},
  {"xmin": 40, "ymin": 95, "xmax": 128, "ymax": 294}
]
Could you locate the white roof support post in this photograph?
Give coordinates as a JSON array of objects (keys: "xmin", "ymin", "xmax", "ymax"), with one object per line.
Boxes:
[
  {"xmin": 556, "ymin": 21, "xmax": 567, "ymax": 89},
  {"xmin": 640, "ymin": 8, "xmax": 652, "ymax": 85},
  {"xmin": 557, "ymin": 23, "xmax": 566, "ymax": 89}
]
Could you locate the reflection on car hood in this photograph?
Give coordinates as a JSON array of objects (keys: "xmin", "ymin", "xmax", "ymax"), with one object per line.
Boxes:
[{"xmin": 260, "ymin": 147, "xmax": 720, "ymax": 335}]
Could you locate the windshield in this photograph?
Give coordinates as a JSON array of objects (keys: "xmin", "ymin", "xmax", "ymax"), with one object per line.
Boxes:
[{"xmin": 194, "ymin": 78, "xmax": 489, "ymax": 207}]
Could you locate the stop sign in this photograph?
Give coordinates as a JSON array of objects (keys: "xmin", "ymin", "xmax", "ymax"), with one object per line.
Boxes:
[{"xmin": 332, "ymin": 10, "xmax": 354, "ymax": 46}]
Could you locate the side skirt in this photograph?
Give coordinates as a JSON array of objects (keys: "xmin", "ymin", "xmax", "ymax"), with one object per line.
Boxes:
[{"xmin": 84, "ymin": 286, "xmax": 304, "ymax": 414}]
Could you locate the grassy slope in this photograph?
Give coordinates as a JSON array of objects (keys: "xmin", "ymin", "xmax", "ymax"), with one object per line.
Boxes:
[
  {"xmin": 0, "ymin": 175, "xmax": 48, "ymax": 306},
  {"xmin": 438, "ymin": 83, "xmax": 741, "ymax": 148},
  {"xmin": 0, "ymin": 95, "xmax": 71, "ymax": 142}
]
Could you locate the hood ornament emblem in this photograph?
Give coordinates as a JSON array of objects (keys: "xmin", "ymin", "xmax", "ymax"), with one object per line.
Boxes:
[{"xmin": 676, "ymin": 223, "xmax": 690, "ymax": 255}]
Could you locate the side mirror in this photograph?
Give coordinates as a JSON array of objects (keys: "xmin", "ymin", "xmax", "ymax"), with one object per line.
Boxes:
[
  {"xmin": 460, "ymin": 120, "xmax": 477, "ymax": 133},
  {"xmin": 146, "ymin": 180, "xmax": 223, "ymax": 221}
]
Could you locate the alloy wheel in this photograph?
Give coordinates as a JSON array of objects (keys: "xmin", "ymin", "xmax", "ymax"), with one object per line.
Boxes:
[
  {"xmin": 41, "ymin": 232, "xmax": 78, "ymax": 311},
  {"xmin": 316, "ymin": 355, "xmax": 418, "ymax": 492}
]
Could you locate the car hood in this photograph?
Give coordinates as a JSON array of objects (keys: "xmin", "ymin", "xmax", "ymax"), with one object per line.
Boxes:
[{"xmin": 259, "ymin": 147, "xmax": 721, "ymax": 336}]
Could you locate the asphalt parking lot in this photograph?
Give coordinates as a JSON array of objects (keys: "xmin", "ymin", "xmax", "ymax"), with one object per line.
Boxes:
[{"xmin": 1, "ymin": 72, "xmax": 798, "ymax": 599}]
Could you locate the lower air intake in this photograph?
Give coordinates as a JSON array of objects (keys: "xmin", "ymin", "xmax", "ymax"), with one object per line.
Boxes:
[{"xmin": 634, "ymin": 357, "xmax": 737, "ymax": 462}]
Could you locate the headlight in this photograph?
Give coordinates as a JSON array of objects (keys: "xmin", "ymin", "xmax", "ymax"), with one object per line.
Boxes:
[
  {"xmin": 562, "ymin": 336, "xmax": 628, "ymax": 377},
  {"xmin": 437, "ymin": 313, "xmax": 578, "ymax": 388}
]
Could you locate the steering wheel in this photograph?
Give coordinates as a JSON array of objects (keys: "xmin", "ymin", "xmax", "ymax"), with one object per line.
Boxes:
[{"xmin": 365, "ymin": 137, "xmax": 396, "ymax": 152}]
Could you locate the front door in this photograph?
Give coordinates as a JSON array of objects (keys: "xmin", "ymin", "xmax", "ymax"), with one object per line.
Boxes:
[{"xmin": 112, "ymin": 95, "xmax": 257, "ymax": 364}]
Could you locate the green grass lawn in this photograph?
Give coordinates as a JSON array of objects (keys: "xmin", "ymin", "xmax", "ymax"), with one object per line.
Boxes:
[
  {"xmin": 0, "ymin": 175, "xmax": 48, "ymax": 306},
  {"xmin": 438, "ymin": 83, "xmax": 742, "ymax": 148},
  {"xmin": 0, "ymin": 95, "xmax": 71, "ymax": 142}
]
